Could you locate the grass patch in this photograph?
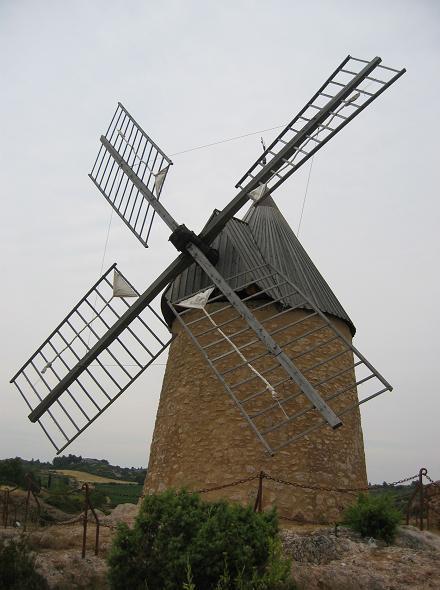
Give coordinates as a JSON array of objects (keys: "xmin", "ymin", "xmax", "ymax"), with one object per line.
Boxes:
[
  {"xmin": 95, "ymin": 483, "xmax": 143, "ymax": 507},
  {"xmin": 44, "ymin": 492, "xmax": 83, "ymax": 514},
  {"xmin": 52, "ymin": 469, "xmax": 136, "ymax": 484}
]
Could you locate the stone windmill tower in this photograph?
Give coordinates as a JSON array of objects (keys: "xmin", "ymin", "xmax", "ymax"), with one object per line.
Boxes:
[
  {"xmin": 11, "ymin": 56, "xmax": 405, "ymax": 523},
  {"xmin": 145, "ymin": 195, "xmax": 364, "ymax": 522}
]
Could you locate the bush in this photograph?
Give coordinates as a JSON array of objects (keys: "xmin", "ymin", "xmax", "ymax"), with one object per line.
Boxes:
[
  {"xmin": 343, "ymin": 493, "xmax": 402, "ymax": 544},
  {"xmin": 44, "ymin": 492, "xmax": 83, "ymax": 514},
  {"xmin": 89, "ymin": 487, "xmax": 108, "ymax": 510},
  {"xmin": 108, "ymin": 489, "xmax": 294, "ymax": 590},
  {"xmin": 0, "ymin": 537, "xmax": 49, "ymax": 590},
  {"xmin": 0, "ymin": 458, "xmax": 26, "ymax": 487}
]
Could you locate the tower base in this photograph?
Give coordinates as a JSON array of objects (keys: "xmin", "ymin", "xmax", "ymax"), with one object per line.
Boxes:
[{"xmin": 144, "ymin": 307, "xmax": 367, "ymax": 523}]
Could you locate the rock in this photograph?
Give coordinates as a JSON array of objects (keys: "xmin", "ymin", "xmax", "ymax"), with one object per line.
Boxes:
[
  {"xmin": 280, "ymin": 529, "xmax": 352, "ymax": 564},
  {"xmin": 100, "ymin": 503, "xmax": 138, "ymax": 527},
  {"xmin": 395, "ymin": 526, "xmax": 440, "ymax": 552},
  {"xmin": 281, "ymin": 525, "xmax": 440, "ymax": 590},
  {"xmin": 35, "ymin": 549, "xmax": 108, "ymax": 589}
]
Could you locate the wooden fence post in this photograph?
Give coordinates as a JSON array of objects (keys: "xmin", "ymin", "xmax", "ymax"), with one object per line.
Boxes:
[{"xmin": 82, "ymin": 484, "xmax": 89, "ymax": 559}]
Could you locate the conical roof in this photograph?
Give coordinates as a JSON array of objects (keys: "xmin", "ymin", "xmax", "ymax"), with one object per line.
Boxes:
[{"xmin": 162, "ymin": 196, "xmax": 355, "ymax": 335}]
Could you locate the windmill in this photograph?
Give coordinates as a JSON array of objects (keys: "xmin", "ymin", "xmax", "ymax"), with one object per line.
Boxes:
[{"xmin": 11, "ymin": 56, "xmax": 405, "ymax": 521}]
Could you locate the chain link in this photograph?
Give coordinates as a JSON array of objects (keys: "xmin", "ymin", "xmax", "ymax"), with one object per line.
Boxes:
[
  {"xmin": 388, "ymin": 474, "xmax": 420, "ymax": 486},
  {"xmin": 39, "ymin": 513, "xmax": 84, "ymax": 526},
  {"xmin": 263, "ymin": 472, "xmax": 359, "ymax": 494},
  {"xmin": 424, "ymin": 472, "xmax": 440, "ymax": 487},
  {"xmin": 261, "ymin": 471, "xmax": 421, "ymax": 493},
  {"xmin": 196, "ymin": 474, "xmax": 260, "ymax": 494},
  {"xmin": 174, "ymin": 471, "xmax": 421, "ymax": 496}
]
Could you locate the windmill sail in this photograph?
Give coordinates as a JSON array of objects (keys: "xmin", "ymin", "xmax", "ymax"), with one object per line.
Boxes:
[
  {"xmin": 10, "ymin": 264, "xmax": 172, "ymax": 453},
  {"xmin": 89, "ymin": 102, "xmax": 173, "ymax": 248},
  {"xmin": 167, "ymin": 264, "xmax": 391, "ymax": 455},
  {"xmin": 235, "ymin": 56, "xmax": 405, "ymax": 198}
]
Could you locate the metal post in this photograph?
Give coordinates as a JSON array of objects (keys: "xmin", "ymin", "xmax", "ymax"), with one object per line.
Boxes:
[
  {"xmin": 81, "ymin": 483, "xmax": 100, "ymax": 557},
  {"xmin": 254, "ymin": 471, "xmax": 264, "ymax": 513},
  {"xmin": 82, "ymin": 483, "xmax": 89, "ymax": 559},
  {"xmin": 258, "ymin": 471, "xmax": 264, "ymax": 513},
  {"xmin": 419, "ymin": 467, "xmax": 427, "ymax": 531},
  {"xmin": 253, "ymin": 479, "xmax": 260, "ymax": 512},
  {"xmin": 95, "ymin": 522, "xmax": 100, "ymax": 557}
]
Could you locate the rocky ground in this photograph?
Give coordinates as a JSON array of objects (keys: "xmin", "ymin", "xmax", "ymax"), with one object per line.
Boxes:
[
  {"xmin": 282, "ymin": 525, "xmax": 440, "ymax": 590},
  {"xmin": 0, "ymin": 503, "xmax": 138, "ymax": 589},
  {"xmin": 1, "ymin": 504, "xmax": 439, "ymax": 589}
]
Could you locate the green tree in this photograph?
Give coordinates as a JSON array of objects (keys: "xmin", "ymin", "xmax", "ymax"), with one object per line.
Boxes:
[{"xmin": 52, "ymin": 454, "xmax": 82, "ymax": 468}]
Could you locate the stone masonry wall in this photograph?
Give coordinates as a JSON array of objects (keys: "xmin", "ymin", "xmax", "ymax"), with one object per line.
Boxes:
[{"xmin": 144, "ymin": 303, "xmax": 368, "ymax": 523}]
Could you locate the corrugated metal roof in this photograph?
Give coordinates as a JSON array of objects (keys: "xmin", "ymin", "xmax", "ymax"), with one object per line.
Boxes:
[{"xmin": 162, "ymin": 196, "xmax": 355, "ymax": 335}]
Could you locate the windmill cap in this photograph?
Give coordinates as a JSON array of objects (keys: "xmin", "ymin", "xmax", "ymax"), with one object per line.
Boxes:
[{"xmin": 162, "ymin": 199, "xmax": 355, "ymax": 336}]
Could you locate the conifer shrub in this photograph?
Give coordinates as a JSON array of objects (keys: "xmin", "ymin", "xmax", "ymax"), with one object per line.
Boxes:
[
  {"xmin": 343, "ymin": 492, "xmax": 402, "ymax": 544},
  {"xmin": 108, "ymin": 489, "xmax": 294, "ymax": 590},
  {"xmin": 0, "ymin": 537, "xmax": 48, "ymax": 590}
]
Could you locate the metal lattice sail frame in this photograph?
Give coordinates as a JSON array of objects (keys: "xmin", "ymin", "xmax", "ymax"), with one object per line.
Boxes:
[
  {"xmin": 10, "ymin": 265, "xmax": 171, "ymax": 453},
  {"xmin": 10, "ymin": 55, "xmax": 405, "ymax": 454},
  {"xmin": 90, "ymin": 102, "xmax": 172, "ymax": 248},
  {"xmin": 166, "ymin": 264, "xmax": 391, "ymax": 455},
  {"xmin": 236, "ymin": 56, "xmax": 404, "ymax": 198}
]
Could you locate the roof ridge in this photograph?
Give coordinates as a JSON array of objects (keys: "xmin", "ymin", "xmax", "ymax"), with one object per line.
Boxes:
[{"xmin": 244, "ymin": 199, "xmax": 355, "ymax": 335}]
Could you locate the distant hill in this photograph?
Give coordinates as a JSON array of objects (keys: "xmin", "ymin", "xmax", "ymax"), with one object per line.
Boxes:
[
  {"xmin": 0, "ymin": 455, "xmax": 147, "ymax": 486},
  {"xmin": 51, "ymin": 454, "xmax": 146, "ymax": 483}
]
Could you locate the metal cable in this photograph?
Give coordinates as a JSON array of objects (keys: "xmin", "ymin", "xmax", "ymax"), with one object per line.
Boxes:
[
  {"xmin": 297, "ymin": 156, "xmax": 314, "ymax": 237},
  {"xmin": 170, "ymin": 124, "xmax": 285, "ymax": 156}
]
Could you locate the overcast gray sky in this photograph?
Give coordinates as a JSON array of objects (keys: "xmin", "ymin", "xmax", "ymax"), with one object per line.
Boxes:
[{"xmin": 1, "ymin": 0, "xmax": 439, "ymax": 484}]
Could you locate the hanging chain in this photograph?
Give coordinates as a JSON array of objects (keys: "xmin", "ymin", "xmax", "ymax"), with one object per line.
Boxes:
[
  {"xmin": 193, "ymin": 470, "xmax": 422, "ymax": 496},
  {"xmin": 262, "ymin": 471, "xmax": 420, "ymax": 494},
  {"xmin": 195, "ymin": 474, "xmax": 260, "ymax": 494},
  {"xmin": 388, "ymin": 474, "xmax": 420, "ymax": 486},
  {"xmin": 424, "ymin": 472, "xmax": 440, "ymax": 487}
]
